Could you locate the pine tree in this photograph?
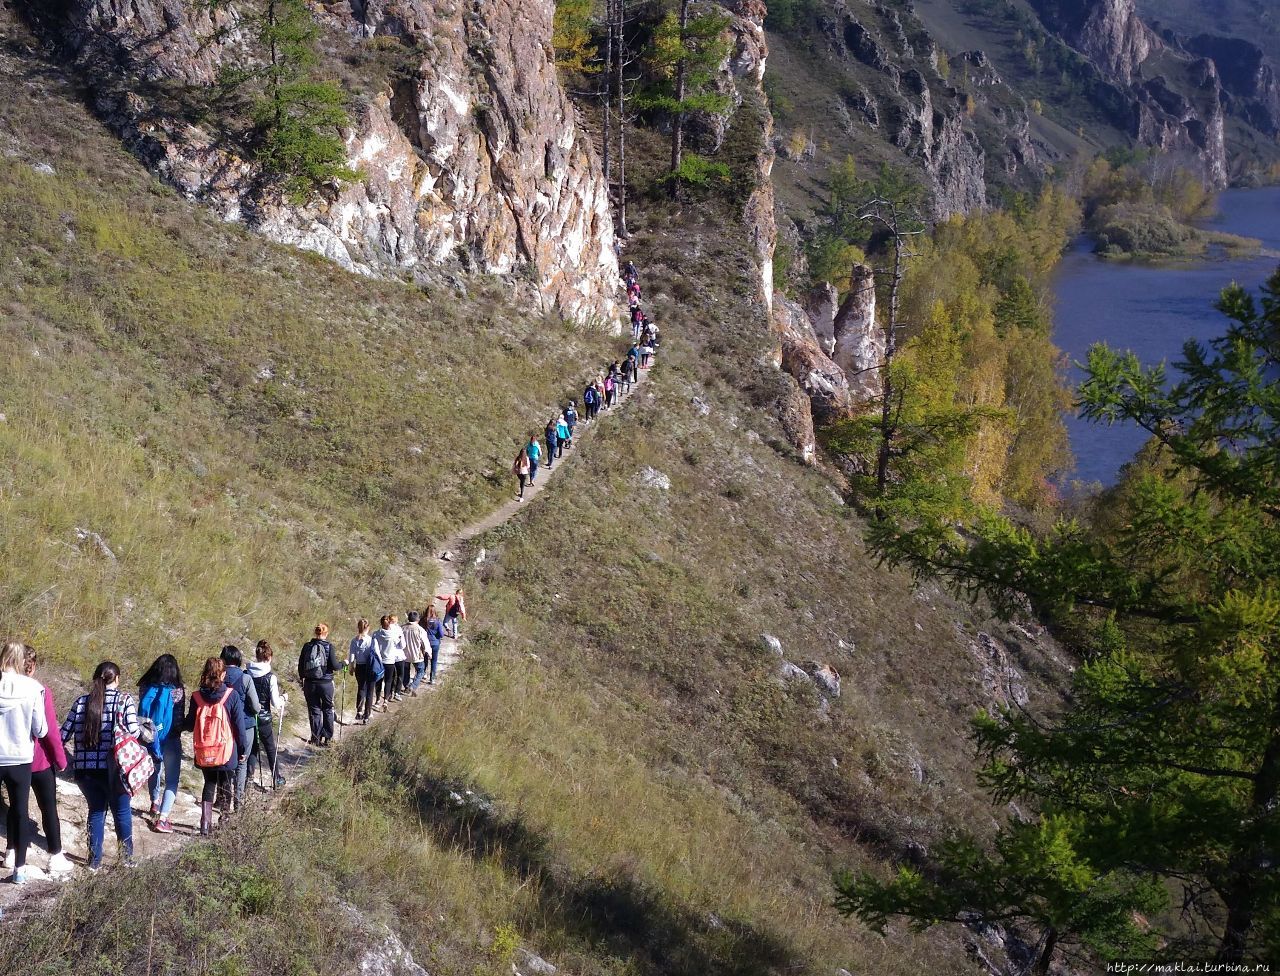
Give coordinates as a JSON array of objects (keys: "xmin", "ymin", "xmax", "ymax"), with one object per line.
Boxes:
[
  {"xmin": 642, "ymin": 0, "xmax": 731, "ymax": 180},
  {"xmin": 851, "ymin": 268, "xmax": 1280, "ymax": 964},
  {"xmin": 219, "ymin": 0, "xmax": 358, "ymax": 202}
]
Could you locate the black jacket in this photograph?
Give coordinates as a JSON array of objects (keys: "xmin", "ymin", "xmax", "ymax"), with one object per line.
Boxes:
[{"xmin": 298, "ymin": 638, "xmax": 343, "ymax": 682}]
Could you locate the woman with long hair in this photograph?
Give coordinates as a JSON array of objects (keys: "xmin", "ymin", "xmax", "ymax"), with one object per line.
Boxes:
[
  {"xmin": 0, "ymin": 641, "xmax": 48, "ymax": 884},
  {"xmin": 61, "ymin": 660, "xmax": 138, "ymax": 870},
  {"xmin": 138, "ymin": 653, "xmax": 185, "ymax": 833},
  {"xmin": 350, "ymin": 618, "xmax": 381, "ymax": 724},
  {"xmin": 185, "ymin": 656, "xmax": 244, "ymax": 836}
]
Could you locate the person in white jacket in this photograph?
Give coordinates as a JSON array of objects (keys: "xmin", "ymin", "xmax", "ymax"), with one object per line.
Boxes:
[
  {"xmin": 0, "ymin": 640, "xmax": 48, "ymax": 884},
  {"xmin": 247, "ymin": 641, "xmax": 289, "ymax": 790},
  {"xmin": 373, "ymin": 615, "xmax": 406, "ymax": 702}
]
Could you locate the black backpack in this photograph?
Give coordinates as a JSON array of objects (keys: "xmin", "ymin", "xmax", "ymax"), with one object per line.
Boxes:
[{"xmin": 252, "ymin": 671, "xmax": 273, "ymax": 720}]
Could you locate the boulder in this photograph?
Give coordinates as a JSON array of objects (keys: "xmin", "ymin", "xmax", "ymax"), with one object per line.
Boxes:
[{"xmin": 832, "ymin": 265, "xmax": 884, "ymax": 405}]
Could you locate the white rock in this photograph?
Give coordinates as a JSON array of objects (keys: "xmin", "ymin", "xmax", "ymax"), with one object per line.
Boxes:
[
  {"xmin": 73, "ymin": 527, "xmax": 117, "ymax": 562},
  {"xmin": 691, "ymin": 396, "xmax": 711, "ymax": 416},
  {"xmin": 761, "ymin": 634, "xmax": 784, "ymax": 657},
  {"xmin": 514, "ymin": 948, "xmax": 557, "ymax": 975},
  {"xmin": 780, "ymin": 661, "xmax": 810, "ymax": 682},
  {"xmin": 638, "ymin": 467, "xmax": 670, "ymax": 491},
  {"xmin": 31, "ymin": 161, "xmax": 55, "ymax": 175}
]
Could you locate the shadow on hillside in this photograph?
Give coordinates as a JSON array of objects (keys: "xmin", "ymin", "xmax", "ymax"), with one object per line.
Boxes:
[{"xmin": 408, "ymin": 776, "xmax": 799, "ymax": 976}]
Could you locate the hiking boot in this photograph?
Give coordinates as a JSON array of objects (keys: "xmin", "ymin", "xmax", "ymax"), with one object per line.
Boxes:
[
  {"xmin": 273, "ymin": 775, "xmax": 286, "ymax": 788},
  {"xmin": 87, "ymin": 858, "xmax": 102, "ymax": 873},
  {"xmin": 121, "ymin": 853, "xmax": 137, "ymax": 869},
  {"xmin": 47, "ymin": 852, "xmax": 73, "ymax": 874},
  {"xmin": 148, "ymin": 803, "xmax": 160, "ymax": 817},
  {"xmin": 152, "ymin": 819, "xmax": 174, "ymax": 834},
  {"xmin": 8, "ymin": 867, "xmax": 28, "ymax": 885}
]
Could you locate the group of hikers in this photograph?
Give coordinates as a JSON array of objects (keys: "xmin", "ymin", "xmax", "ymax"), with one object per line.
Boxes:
[
  {"xmin": 511, "ymin": 260, "xmax": 658, "ymax": 500},
  {"xmin": 0, "ymin": 590, "xmax": 466, "ymax": 882},
  {"xmin": 0, "ymin": 260, "xmax": 652, "ymax": 885}
]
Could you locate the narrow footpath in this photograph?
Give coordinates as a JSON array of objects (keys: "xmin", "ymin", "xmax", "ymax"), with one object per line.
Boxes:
[{"xmin": 0, "ymin": 351, "xmax": 651, "ymax": 924}]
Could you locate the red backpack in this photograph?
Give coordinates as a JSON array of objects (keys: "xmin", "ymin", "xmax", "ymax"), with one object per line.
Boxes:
[{"xmin": 192, "ymin": 688, "xmax": 234, "ymax": 768}]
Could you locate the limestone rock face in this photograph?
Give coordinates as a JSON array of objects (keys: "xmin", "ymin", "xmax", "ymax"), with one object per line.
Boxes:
[
  {"xmin": 832, "ymin": 265, "xmax": 884, "ymax": 405},
  {"xmin": 1187, "ymin": 34, "xmax": 1280, "ymax": 137},
  {"xmin": 803, "ymin": 282, "xmax": 839, "ymax": 355},
  {"xmin": 774, "ymin": 296, "xmax": 853, "ymax": 425},
  {"xmin": 1060, "ymin": 0, "xmax": 1158, "ymax": 84},
  {"xmin": 35, "ymin": 0, "xmax": 620, "ymax": 323}
]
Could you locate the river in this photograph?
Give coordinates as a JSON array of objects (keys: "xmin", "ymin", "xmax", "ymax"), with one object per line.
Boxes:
[{"xmin": 1050, "ymin": 185, "xmax": 1280, "ymax": 487}]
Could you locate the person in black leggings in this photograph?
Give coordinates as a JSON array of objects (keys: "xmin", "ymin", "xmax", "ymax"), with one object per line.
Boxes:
[{"xmin": 12, "ymin": 648, "xmax": 70, "ymax": 874}]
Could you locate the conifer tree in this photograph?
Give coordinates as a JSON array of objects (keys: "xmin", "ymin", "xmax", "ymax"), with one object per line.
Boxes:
[
  {"xmin": 845, "ymin": 269, "xmax": 1280, "ymax": 965},
  {"xmin": 643, "ymin": 0, "xmax": 731, "ymax": 179}
]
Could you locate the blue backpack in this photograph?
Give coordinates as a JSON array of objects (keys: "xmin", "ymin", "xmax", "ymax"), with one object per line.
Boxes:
[{"xmin": 138, "ymin": 685, "xmax": 175, "ymax": 759}]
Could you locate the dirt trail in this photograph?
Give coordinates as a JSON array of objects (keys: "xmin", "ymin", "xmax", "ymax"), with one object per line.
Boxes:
[{"xmin": 0, "ymin": 359, "xmax": 651, "ymax": 924}]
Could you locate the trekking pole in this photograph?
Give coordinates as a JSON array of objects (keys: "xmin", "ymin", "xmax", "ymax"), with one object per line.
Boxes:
[{"xmin": 272, "ymin": 699, "xmax": 284, "ymax": 790}]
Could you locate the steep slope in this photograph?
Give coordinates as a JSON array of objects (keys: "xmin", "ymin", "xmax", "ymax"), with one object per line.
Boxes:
[
  {"xmin": 16, "ymin": 0, "xmax": 620, "ymax": 321},
  {"xmin": 0, "ymin": 4, "xmax": 1076, "ymax": 976}
]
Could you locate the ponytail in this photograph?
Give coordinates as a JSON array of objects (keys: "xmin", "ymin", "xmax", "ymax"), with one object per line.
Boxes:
[{"xmin": 81, "ymin": 661, "xmax": 120, "ymax": 751}]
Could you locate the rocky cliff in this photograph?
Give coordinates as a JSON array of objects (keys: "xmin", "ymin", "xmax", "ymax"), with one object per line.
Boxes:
[
  {"xmin": 25, "ymin": 0, "xmax": 620, "ymax": 323},
  {"xmin": 1186, "ymin": 34, "xmax": 1280, "ymax": 137},
  {"xmin": 1029, "ymin": 0, "xmax": 1229, "ymax": 186}
]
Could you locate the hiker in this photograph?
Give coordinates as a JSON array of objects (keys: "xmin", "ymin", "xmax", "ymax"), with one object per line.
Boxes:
[
  {"xmin": 387, "ymin": 614, "xmax": 408, "ymax": 701},
  {"xmin": 640, "ymin": 337, "xmax": 654, "ymax": 369},
  {"xmin": 298, "ymin": 624, "xmax": 344, "ymax": 746},
  {"xmin": 555, "ymin": 413, "xmax": 570, "ymax": 458},
  {"xmin": 372, "ymin": 615, "xmax": 404, "ymax": 702},
  {"xmin": 138, "ymin": 653, "xmax": 185, "ymax": 834},
  {"xmin": 247, "ymin": 641, "xmax": 287, "ymax": 789},
  {"xmin": 604, "ymin": 370, "xmax": 615, "ymax": 409},
  {"xmin": 526, "ymin": 435, "xmax": 542, "ymax": 484},
  {"xmin": 220, "ymin": 645, "xmax": 260, "ymax": 812},
  {"xmin": 564, "ymin": 401, "xmax": 578, "ymax": 446},
  {"xmin": 403, "ymin": 611, "xmax": 430, "ymax": 695},
  {"xmin": 628, "ymin": 345, "xmax": 640, "ymax": 383},
  {"xmin": 7, "ymin": 647, "xmax": 70, "ymax": 877},
  {"xmin": 186, "ymin": 656, "xmax": 244, "ymax": 837},
  {"xmin": 0, "ymin": 641, "xmax": 48, "ymax": 884},
  {"xmin": 623, "ymin": 259, "xmax": 638, "ymax": 282},
  {"xmin": 61, "ymin": 661, "xmax": 137, "ymax": 871},
  {"xmin": 544, "ymin": 418, "xmax": 559, "ymax": 469},
  {"xmin": 350, "ymin": 618, "xmax": 382, "ymax": 723},
  {"xmin": 513, "ymin": 446, "xmax": 531, "ymax": 500},
  {"xmin": 583, "ymin": 383, "xmax": 598, "ymax": 421},
  {"xmin": 423, "ymin": 606, "xmax": 445, "ymax": 684},
  {"xmin": 437, "ymin": 588, "xmax": 467, "ymax": 640}
]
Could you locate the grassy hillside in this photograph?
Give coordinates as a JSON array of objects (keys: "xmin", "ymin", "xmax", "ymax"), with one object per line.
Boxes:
[
  {"xmin": 0, "ymin": 11, "xmax": 617, "ymax": 680},
  {"xmin": 0, "ymin": 12, "xmax": 1071, "ymax": 976}
]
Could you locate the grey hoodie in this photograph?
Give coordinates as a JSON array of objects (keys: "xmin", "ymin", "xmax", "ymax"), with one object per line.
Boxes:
[{"xmin": 0, "ymin": 671, "xmax": 48, "ymax": 766}]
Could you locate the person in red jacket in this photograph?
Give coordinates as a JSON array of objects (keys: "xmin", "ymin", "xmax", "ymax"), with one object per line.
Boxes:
[{"xmin": 16, "ymin": 647, "xmax": 71, "ymax": 875}]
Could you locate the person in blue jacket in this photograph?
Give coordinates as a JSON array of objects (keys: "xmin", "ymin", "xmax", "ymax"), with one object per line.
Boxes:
[
  {"xmin": 526, "ymin": 434, "xmax": 542, "ymax": 483},
  {"xmin": 555, "ymin": 414, "xmax": 570, "ymax": 458},
  {"xmin": 423, "ymin": 606, "xmax": 445, "ymax": 684},
  {"xmin": 137, "ymin": 654, "xmax": 185, "ymax": 834},
  {"xmin": 544, "ymin": 418, "xmax": 559, "ymax": 469}
]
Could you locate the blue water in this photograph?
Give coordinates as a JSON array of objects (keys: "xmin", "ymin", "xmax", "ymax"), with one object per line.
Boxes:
[{"xmin": 1050, "ymin": 185, "xmax": 1280, "ymax": 486}]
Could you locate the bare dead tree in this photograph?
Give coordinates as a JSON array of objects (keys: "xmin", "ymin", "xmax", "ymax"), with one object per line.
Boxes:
[{"xmin": 857, "ymin": 193, "xmax": 925, "ymax": 497}]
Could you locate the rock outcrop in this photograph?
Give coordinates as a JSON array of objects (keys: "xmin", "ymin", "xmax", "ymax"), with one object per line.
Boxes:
[
  {"xmin": 831, "ymin": 265, "xmax": 884, "ymax": 405},
  {"xmin": 1033, "ymin": 0, "xmax": 1158, "ymax": 85},
  {"xmin": 1029, "ymin": 0, "xmax": 1229, "ymax": 186},
  {"xmin": 1187, "ymin": 34, "xmax": 1280, "ymax": 137},
  {"xmin": 29, "ymin": 0, "xmax": 620, "ymax": 322}
]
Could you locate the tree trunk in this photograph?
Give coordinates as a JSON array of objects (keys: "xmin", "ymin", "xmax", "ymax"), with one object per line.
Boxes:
[
  {"xmin": 1217, "ymin": 695, "xmax": 1280, "ymax": 962},
  {"xmin": 602, "ymin": 0, "xmax": 613, "ymax": 192},
  {"xmin": 1032, "ymin": 927, "xmax": 1058, "ymax": 976},
  {"xmin": 875, "ymin": 219, "xmax": 905, "ymax": 496},
  {"xmin": 670, "ymin": 0, "xmax": 689, "ymax": 175},
  {"xmin": 615, "ymin": 0, "xmax": 627, "ymax": 236}
]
